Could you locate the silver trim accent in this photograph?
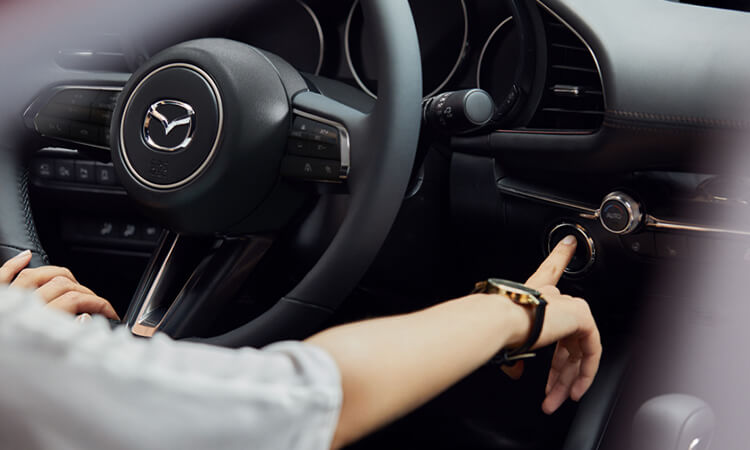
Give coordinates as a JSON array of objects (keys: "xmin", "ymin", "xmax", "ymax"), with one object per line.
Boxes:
[
  {"xmin": 497, "ymin": 183, "xmax": 599, "ymax": 216},
  {"xmin": 547, "ymin": 223, "xmax": 596, "ymax": 275},
  {"xmin": 600, "ymin": 191, "xmax": 642, "ymax": 235},
  {"xmin": 476, "ymin": 16, "xmax": 514, "ymax": 89},
  {"xmin": 536, "ymin": 0, "xmax": 608, "ymax": 108},
  {"xmin": 292, "ymin": 108, "xmax": 351, "ymax": 180},
  {"xmin": 345, "ymin": 0, "xmax": 469, "ymax": 100},
  {"xmin": 131, "ymin": 234, "xmax": 180, "ymax": 338},
  {"xmin": 29, "ymin": 85, "xmax": 122, "ymax": 151},
  {"xmin": 36, "ymin": 147, "xmax": 80, "ymax": 156},
  {"xmin": 120, "ymin": 63, "xmax": 224, "ymax": 190},
  {"xmin": 143, "ymin": 100, "xmax": 196, "ymax": 152},
  {"xmin": 297, "ymin": 0, "xmax": 325, "ymax": 76},
  {"xmin": 552, "ymin": 84, "xmax": 583, "ymax": 97},
  {"xmin": 645, "ymin": 216, "xmax": 750, "ymax": 238},
  {"xmin": 500, "ymin": 182, "xmax": 750, "ymax": 238}
]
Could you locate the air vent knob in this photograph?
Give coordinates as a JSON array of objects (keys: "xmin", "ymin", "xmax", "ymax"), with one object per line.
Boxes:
[{"xmin": 599, "ymin": 192, "xmax": 642, "ymax": 235}]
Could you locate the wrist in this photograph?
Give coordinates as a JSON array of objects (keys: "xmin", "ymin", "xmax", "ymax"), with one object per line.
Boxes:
[
  {"xmin": 500, "ymin": 297, "xmax": 535, "ymax": 350},
  {"xmin": 468, "ymin": 293, "xmax": 534, "ymax": 350}
]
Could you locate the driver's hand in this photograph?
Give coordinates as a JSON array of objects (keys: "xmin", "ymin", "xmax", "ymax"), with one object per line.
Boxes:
[
  {"xmin": 506, "ymin": 236, "xmax": 602, "ymax": 415},
  {"xmin": 0, "ymin": 250, "xmax": 119, "ymax": 320}
]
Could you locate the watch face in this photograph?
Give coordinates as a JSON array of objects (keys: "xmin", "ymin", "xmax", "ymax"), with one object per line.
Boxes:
[{"xmin": 486, "ymin": 279, "xmax": 542, "ymax": 305}]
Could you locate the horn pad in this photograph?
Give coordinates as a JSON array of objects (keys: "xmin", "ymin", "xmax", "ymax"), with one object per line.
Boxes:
[{"xmin": 111, "ymin": 38, "xmax": 293, "ymax": 234}]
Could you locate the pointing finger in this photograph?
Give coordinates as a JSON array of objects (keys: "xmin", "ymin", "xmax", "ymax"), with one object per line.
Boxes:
[{"xmin": 526, "ymin": 236, "xmax": 577, "ymax": 289}]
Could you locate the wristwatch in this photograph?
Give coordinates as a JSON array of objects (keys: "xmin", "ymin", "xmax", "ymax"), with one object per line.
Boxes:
[{"xmin": 472, "ymin": 278, "xmax": 548, "ymax": 366}]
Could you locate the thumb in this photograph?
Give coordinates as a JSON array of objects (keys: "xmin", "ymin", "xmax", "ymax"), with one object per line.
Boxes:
[{"xmin": 525, "ymin": 236, "xmax": 577, "ymax": 289}]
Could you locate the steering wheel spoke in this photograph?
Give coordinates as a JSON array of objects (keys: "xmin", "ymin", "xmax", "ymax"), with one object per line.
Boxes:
[{"xmin": 124, "ymin": 231, "xmax": 273, "ymax": 339}]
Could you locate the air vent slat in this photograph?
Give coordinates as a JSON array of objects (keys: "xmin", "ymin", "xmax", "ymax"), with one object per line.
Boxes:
[
  {"xmin": 550, "ymin": 64, "xmax": 598, "ymax": 74},
  {"xmin": 527, "ymin": 7, "xmax": 605, "ymax": 132},
  {"xmin": 541, "ymin": 108, "xmax": 604, "ymax": 116}
]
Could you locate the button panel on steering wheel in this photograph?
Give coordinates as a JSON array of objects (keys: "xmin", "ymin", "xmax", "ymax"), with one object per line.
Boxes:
[{"xmin": 281, "ymin": 110, "xmax": 350, "ymax": 183}]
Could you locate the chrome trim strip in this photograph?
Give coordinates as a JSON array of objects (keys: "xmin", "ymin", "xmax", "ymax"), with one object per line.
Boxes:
[
  {"xmin": 131, "ymin": 234, "xmax": 180, "ymax": 338},
  {"xmin": 345, "ymin": 0, "xmax": 469, "ymax": 100},
  {"xmin": 536, "ymin": 0, "xmax": 608, "ymax": 108},
  {"xmin": 497, "ymin": 183, "xmax": 599, "ymax": 215},
  {"xmin": 292, "ymin": 108, "xmax": 351, "ymax": 180},
  {"xmin": 36, "ymin": 147, "xmax": 80, "ymax": 156},
  {"xmin": 29, "ymin": 85, "xmax": 122, "ymax": 151},
  {"xmin": 120, "ymin": 63, "xmax": 224, "ymax": 190},
  {"xmin": 645, "ymin": 216, "xmax": 750, "ymax": 238},
  {"xmin": 477, "ymin": 16, "xmax": 514, "ymax": 89},
  {"xmin": 297, "ymin": 0, "xmax": 325, "ymax": 76}
]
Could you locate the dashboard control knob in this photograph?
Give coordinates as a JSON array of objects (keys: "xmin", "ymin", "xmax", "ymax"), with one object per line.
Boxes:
[
  {"xmin": 423, "ymin": 89, "xmax": 495, "ymax": 135},
  {"xmin": 547, "ymin": 223, "xmax": 596, "ymax": 276},
  {"xmin": 599, "ymin": 192, "xmax": 642, "ymax": 235}
]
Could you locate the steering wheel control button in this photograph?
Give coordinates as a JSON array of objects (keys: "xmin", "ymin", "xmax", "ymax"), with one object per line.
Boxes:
[
  {"xmin": 287, "ymin": 139, "xmax": 339, "ymax": 160},
  {"xmin": 286, "ymin": 112, "xmax": 348, "ymax": 182},
  {"xmin": 547, "ymin": 223, "xmax": 596, "ymax": 276},
  {"xmin": 292, "ymin": 117, "xmax": 339, "ymax": 145},
  {"xmin": 599, "ymin": 191, "xmax": 642, "ymax": 235},
  {"xmin": 120, "ymin": 64, "xmax": 221, "ymax": 189},
  {"xmin": 281, "ymin": 156, "xmax": 341, "ymax": 182}
]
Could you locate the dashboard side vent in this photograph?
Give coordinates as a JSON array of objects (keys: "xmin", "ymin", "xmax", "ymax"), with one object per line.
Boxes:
[{"xmin": 526, "ymin": 8, "xmax": 605, "ymax": 132}]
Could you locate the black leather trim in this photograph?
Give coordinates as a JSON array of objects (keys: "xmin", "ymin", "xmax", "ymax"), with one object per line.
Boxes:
[{"xmin": 0, "ymin": 142, "xmax": 49, "ymax": 268}]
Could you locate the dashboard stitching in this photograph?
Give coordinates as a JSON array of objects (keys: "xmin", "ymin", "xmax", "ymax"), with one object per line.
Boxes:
[
  {"xmin": 603, "ymin": 120, "xmax": 725, "ymax": 135},
  {"xmin": 16, "ymin": 170, "xmax": 49, "ymax": 264},
  {"xmin": 606, "ymin": 110, "xmax": 750, "ymax": 130}
]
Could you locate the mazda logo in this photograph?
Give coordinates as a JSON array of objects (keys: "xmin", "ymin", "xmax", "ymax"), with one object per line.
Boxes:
[{"xmin": 143, "ymin": 100, "xmax": 196, "ymax": 152}]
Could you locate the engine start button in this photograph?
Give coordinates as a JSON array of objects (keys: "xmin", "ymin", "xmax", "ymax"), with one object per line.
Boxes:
[{"xmin": 547, "ymin": 223, "xmax": 596, "ymax": 276}]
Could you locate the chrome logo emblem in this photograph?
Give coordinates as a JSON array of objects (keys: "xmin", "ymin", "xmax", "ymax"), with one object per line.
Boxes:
[{"xmin": 143, "ymin": 100, "xmax": 196, "ymax": 152}]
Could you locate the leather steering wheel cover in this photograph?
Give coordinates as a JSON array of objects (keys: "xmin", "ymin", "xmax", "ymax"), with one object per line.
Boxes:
[
  {"xmin": 0, "ymin": 143, "xmax": 48, "ymax": 267},
  {"xmin": 203, "ymin": 0, "xmax": 423, "ymax": 347}
]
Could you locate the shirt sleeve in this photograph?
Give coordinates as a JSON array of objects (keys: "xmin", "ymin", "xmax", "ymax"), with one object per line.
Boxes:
[{"xmin": 0, "ymin": 287, "xmax": 342, "ymax": 450}]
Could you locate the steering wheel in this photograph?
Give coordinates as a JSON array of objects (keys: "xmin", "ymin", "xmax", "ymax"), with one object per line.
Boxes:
[{"xmin": 0, "ymin": 0, "xmax": 422, "ymax": 348}]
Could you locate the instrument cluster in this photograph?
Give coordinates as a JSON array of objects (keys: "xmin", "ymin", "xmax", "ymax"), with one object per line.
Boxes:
[{"xmin": 223, "ymin": 0, "xmax": 524, "ymax": 105}]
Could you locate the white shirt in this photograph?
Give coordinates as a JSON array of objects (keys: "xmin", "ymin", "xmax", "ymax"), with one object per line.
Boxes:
[{"xmin": 0, "ymin": 288, "xmax": 342, "ymax": 450}]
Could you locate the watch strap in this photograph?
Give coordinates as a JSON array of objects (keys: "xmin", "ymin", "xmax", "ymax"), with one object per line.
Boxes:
[{"xmin": 491, "ymin": 297, "xmax": 547, "ymax": 366}]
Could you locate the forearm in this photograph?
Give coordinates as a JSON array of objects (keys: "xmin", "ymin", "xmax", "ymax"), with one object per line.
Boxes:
[{"xmin": 306, "ymin": 294, "xmax": 529, "ymax": 449}]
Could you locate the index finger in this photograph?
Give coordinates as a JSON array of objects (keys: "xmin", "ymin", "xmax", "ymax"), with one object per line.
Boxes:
[
  {"xmin": 525, "ymin": 236, "xmax": 577, "ymax": 289},
  {"xmin": 0, "ymin": 250, "xmax": 32, "ymax": 284}
]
